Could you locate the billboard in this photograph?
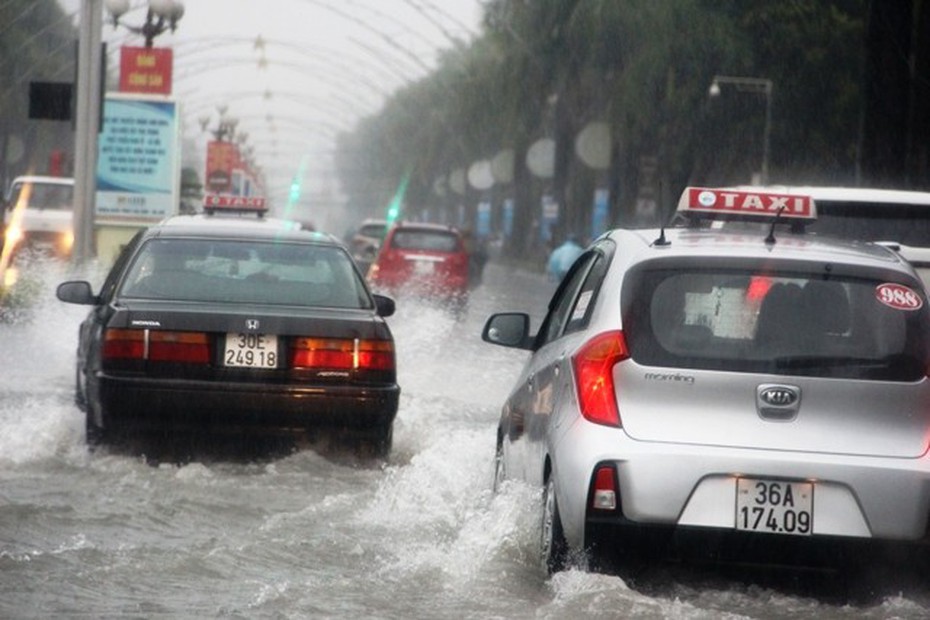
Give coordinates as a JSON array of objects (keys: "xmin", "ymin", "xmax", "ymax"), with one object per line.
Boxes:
[
  {"xmin": 119, "ymin": 46, "xmax": 173, "ymax": 95},
  {"xmin": 96, "ymin": 94, "xmax": 180, "ymax": 223}
]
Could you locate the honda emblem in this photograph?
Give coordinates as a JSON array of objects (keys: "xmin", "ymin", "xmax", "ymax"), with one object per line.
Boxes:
[{"xmin": 246, "ymin": 319, "xmax": 260, "ymax": 331}]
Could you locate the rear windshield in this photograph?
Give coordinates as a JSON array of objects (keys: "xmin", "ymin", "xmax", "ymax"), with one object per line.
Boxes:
[
  {"xmin": 390, "ymin": 229, "xmax": 459, "ymax": 252},
  {"xmin": 9, "ymin": 181, "xmax": 73, "ymax": 210},
  {"xmin": 358, "ymin": 223, "xmax": 387, "ymax": 239},
  {"xmin": 120, "ymin": 238, "xmax": 373, "ymax": 309},
  {"xmin": 624, "ymin": 266, "xmax": 929, "ymax": 381},
  {"xmin": 808, "ymin": 201, "xmax": 930, "ymax": 247}
]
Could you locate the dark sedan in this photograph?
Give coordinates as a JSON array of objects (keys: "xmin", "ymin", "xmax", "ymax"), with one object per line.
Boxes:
[{"xmin": 56, "ymin": 210, "xmax": 399, "ymax": 456}]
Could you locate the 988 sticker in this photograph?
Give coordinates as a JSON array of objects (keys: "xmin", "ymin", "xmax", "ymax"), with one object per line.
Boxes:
[{"xmin": 875, "ymin": 283, "xmax": 924, "ymax": 311}]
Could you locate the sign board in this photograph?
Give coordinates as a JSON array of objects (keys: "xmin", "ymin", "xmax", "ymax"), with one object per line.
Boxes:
[
  {"xmin": 119, "ymin": 46, "xmax": 173, "ymax": 95},
  {"xmin": 28, "ymin": 81, "xmax": 73, "ymax": 120},
  {"xmin": 502, "ymin": 198, "xmax": 514, "ymax": 238},
  {"xmin": 203, "ymin": 194, "xmax": 266, "ymax": 210},
  {"xmin": 96, "ymin": 94, "xmax": 180, "ymax": 223},
  {"xmin": 540, "ymin": 194, "xmax": 558, "ymax": 242},
  {"xmin": 678, "ymin": 187, "xmax": 816, "ymax": 220},
  {"xmin": 206, "ymin": 140, "xmax": 237, "ymax": 193},
  {"xmin": 591, "ymin": 188, "xmax": 609, "ymax": 238}
]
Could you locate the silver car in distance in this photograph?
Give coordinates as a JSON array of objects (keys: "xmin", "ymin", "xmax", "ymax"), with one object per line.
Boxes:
[{"xmin": 483, "ymin": 187, "xmax": 930, "ymax": 575}]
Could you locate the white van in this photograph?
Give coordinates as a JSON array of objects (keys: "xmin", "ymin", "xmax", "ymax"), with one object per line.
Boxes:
[
  {"xmin": 724, "ymin": 185, "xmax": 930, "ymax": 288},
  {"xmin": 3, "ymin": 175, "xmax": 75, "ymax": 257}
]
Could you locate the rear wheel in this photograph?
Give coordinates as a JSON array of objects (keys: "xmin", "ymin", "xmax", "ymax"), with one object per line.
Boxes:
[
  {"xmin": 74, "ymin": 363, "xmax": 88, "ymax": 412},
  {"xmin": 357, "ymin": 423, "xmax": 393, "ymax": 459},
  {"xmin": 84, "ymin": 410, "xmax": 108, "ymax": 447},
  {"xmin": 541, "ymin": 476, "xmax": 569, "ymax": 574}
]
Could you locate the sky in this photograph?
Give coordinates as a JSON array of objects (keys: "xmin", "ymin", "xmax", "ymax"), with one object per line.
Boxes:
[{"xmin": 59, "ymin": 0, "xmax": 485, "ymax": 220}]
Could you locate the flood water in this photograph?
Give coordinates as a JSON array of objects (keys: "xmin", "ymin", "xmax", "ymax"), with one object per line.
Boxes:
[{"xmin": 2, "ymin": 256, "xmax": 929, "ymax": 619}]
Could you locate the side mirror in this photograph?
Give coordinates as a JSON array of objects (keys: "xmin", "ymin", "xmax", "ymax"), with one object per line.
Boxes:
[
  {"xmin": 56, "ymin": 280, "xmax": 99, "ymax": 305},
  {"xmin": 482, "ymin": 312, "xmax": 532, "ymax": 349},
  {"xmin": 373, "ymin": 293, "xmax": 395, "ymax": 317}
]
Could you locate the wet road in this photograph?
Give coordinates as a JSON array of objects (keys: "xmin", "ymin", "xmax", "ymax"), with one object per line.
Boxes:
[{"xmin": 1, "ymin": 256, "xmax": 929, "ymax": 619}]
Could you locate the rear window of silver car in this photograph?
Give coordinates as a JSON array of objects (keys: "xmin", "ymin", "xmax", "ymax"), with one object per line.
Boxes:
[
  {"xmin": 119, "ymin": 238, "xmax": 373, "ymax": 309},
  {"xmin": 624, "ymin": 267, "xmax": 929, "ymax": 382}
]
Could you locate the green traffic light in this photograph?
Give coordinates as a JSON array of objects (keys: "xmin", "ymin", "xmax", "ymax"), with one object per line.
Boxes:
[{"xmin": 386, "ymin": 171, "xmax": 410, "ymax": 224}]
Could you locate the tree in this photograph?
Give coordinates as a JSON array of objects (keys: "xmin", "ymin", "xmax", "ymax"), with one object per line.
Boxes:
[{"xmin": 0, "ymin": 1, "xmax": 78, "ymax": 191}]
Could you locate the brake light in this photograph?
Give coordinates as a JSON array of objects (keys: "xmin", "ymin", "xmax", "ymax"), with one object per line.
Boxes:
[
  {"xmin": 103, "ymin": 329, "xmax": 145, "ymax": 359},
  {"xmin": 291, "ymin": 338, "xmax": 395, "ymax": 370},
  {"xmin": 591, "ymin": 465, "xmax": 618, "ymax": 511},
  {"xmin": 573, "ymin": 330, "xmax": 629, "ymax": 427},
  {"xmin": 103, "ymin": 329, "xmax": 210, "ymax": 363},
  {"xmin": 746, "ymin": 276, "xmax": 773, "ymax": 302},
  {"xmin": 149, "ymin": 331, "xmax": 210, "ymax": 363}
]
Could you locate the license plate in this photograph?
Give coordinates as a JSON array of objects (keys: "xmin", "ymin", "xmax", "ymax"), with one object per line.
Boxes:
[
  {"xmin": 412, "ymin": 260, "xmax": 435, "ymax": 275},
  {"xmin": 224, "ymin": 333, "xmax": 278, "ymax": 368},
  {"xmin": 736, "ymin": 478, "xmax": 813, "ymax": 536}
]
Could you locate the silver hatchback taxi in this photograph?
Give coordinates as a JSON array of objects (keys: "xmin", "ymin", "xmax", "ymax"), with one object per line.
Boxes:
[{"xmin": 483, "ymin": 187, "xmax": 930, "ymax": 574}]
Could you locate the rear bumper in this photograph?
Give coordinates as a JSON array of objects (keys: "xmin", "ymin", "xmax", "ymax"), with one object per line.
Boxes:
[
  {"xmin": 552, "ymin": 422, "xmax": 930, "ymax": 551},
  {"xmin": 95, "ymin": 373, "xmax": 399, "ymax": 436}
]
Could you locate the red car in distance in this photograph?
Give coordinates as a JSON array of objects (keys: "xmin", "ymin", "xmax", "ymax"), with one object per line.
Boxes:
[{"xmin": 367, "ymin": 222, "xmax": 470, "ymax": 313}]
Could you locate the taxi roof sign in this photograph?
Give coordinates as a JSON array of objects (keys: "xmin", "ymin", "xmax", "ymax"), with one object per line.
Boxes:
[
  {"xmin": 677, "ymin": 187, "xmax": 816, "ymax": 221},
  {"xmin": 202, "ymin": 194, "xmax": 267, "ymax": 216}
]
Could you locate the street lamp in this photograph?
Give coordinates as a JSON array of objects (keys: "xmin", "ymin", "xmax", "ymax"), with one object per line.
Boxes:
[
  {"xmin": 105, "ymin": 0, "xmax": 185, "ymax": 48},
  {"xmin": 199, "ymin": 107, "xmax": 239, "ymax": 143},
  {"xmin": 708, "ymin": 75, "xmax": 773, "ymax": 184}
]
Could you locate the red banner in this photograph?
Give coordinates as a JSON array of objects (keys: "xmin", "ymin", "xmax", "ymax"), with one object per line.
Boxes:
[
  {"xmin": 206, "ymin": 141, "xmax": 238, "ymax": 193},
  {"xmin": 119, "ymin": 46, "xmax": 173, "ymax": 95}
]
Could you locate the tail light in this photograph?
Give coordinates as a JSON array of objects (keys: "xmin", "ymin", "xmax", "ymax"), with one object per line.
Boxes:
[
  {"xmin": 591, "ymin": 465, "xmax": 618, "ymax": 511},
  {"xmin": 573, "ymin": 330, "xmax": 629, "ymax": 427},
  {"xmin": 746, "ymin": 276, "xmax": 773, "ymax": 302},
  {"xmin": 103, "ymin": 329, "xmax": 210, "ymax": 363},
  {"xmin": 290, "ymin": 338, "xmax": 395, "ymax": 371}
]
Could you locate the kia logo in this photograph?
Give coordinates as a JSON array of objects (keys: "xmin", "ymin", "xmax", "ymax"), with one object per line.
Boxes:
[
  {"xmin": 760, "ymin": 387, "xmax": 798, "ymax": 406},
  {"xmin": 756, "ymin": 384, "xmax": 801, "ymax": 421},
  {"xmin": 246, "ymin": 319, "xmax": 260, "ymax": 331}
]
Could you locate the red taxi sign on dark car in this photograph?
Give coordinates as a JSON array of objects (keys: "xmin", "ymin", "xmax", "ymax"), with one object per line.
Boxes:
[
  {"xmin": 678, "ymin": 187, "xmax": 816, "ymax": 221},
  {"xmin": 203, "ymin": 194, "xmax": 267, "ymax": 215}
]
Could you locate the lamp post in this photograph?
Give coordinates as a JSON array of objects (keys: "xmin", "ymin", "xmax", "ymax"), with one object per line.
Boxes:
[
  {"xmin": 105, "ymin": 0, "xmax": 185, "ymax": 48},
  {"xmin": 708, "ymin": 75, "xmax": 773, "ymax": 184},
  {"xmin": 199, "ymin": 106, "xmax": 239, "ymax": 143},
  {"xmin": 72, "ymin": 0, "xmax": 105, "ymax": 265}
]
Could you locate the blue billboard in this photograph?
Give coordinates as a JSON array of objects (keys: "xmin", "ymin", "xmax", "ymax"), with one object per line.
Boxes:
[{"xmin": 96, "ymin": 95, "xmax": 180, "ymax": 222}]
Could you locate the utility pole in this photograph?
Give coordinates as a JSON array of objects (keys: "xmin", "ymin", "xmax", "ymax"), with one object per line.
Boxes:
[{"xmin": 72, "ymin": 0, "xmax": 104, "ymax": 264}]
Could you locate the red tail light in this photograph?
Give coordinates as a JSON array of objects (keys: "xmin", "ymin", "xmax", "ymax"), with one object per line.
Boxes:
[
  {"xmin": 291, "ymin": 338, "xmax": 395, "ymax": 371},
  {"xmin": 573, "ymin": 330, "xmax": 629, "ymax": 427},
  {"xmin": 103, "ymin": 329, "xmax": 210, "ymax": 363},
  {"xmin": 746, "ymin": 276, "xmax": 773, "ymax": 302},
  {"xmin": 149, "ymin": 331, "xmax": 210, "ymax": 363},
  {"xmin": 591, "ymin": 465, "xmax": 618, "ymax": 511},
  {"xmin": 103, "ymin": 329, "xmax": 145, "ymax": 360}
]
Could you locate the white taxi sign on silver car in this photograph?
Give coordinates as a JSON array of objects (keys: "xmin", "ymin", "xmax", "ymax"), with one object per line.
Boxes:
[{"xmin": 677, "ymin": 186, "xmax": 816, "ymax": 221}]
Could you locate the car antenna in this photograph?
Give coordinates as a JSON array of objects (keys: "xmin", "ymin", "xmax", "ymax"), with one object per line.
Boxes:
[
  {"xmin": 652, "ymin": 182, "xmax": 671, "ymax": 246},
  {"xmin": 765, "ymin": 206, "xmax": 786, "ymax": 245},
  {"xmin": 653, "ymin": 224, "xmax": 671, "ymax": 247}
]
